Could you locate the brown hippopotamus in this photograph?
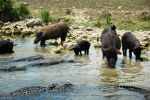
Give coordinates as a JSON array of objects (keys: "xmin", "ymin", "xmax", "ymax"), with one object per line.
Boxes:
[{"xmin": 34, "ymin": 22, "xmax": 70, "ymax": 47}]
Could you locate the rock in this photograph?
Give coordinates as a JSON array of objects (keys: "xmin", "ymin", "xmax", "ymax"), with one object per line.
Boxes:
[
  {"xmin": 26, "ymin": 19, "xmax": 42, "ymax": 28},
  {"xmin": 54, "ymin": 46, "xmax": 64, "ymax": 54},
  {"xmin": 93, "ymin": 42, "xmax": 101, "ymax": 48},
  {"xmin": 0, "ymin": 66, "xmax": 26, "ymax": 72},
  {"xmin": 5, "ymin": 30, "xmax": 12, "ymax": 36},
  {"xmin": 21, "ymin": 28, "xmax": 34, "ymax": 36},
  {"xmin": 4, "ymin": 22, "xmax": 11, "ymax": 26},
  {"xmin": 66, "ymin": 8, "xmax": 72, "ymax": 15},
  {"xmin": 0, "ymin": 21, "xmax": 4, "ymax": 28},
  {"xmin": 86, "ymin": 27, "xmax": 93, "ymax": 31},
  {"xmin": 63, "ymin": 42, "xmax": 76, "ymax": 50},
  {"xmin": 12, "ymin": 28, "xmax": 21, "ymax": 35}
]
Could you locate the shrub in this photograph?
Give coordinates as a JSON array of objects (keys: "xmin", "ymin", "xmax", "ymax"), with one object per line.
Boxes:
[
  {"xmin": 40, "ymin": 10, "xmax": 53, "ymax": 25},
  {"xmin": 94, "ymin": 18, "xmax": 101, "ymax": 27},
  {"xmin": 15, "ymin": 3, "xmax": 30, "ymax": 20},
  {"xmin": 0, "ymin": 0, "xmax": 30, "ymax": 22},
  {"xmin": 141, "ymin": 11, "xmax": 150, "ymax": 21},
  {"xmin": 100, "ymin": 11, "xmax": 112, "ymax": 24},
  {"xmin": 0, "ymin": 0, "xmax": 17, "ymax": 22}
]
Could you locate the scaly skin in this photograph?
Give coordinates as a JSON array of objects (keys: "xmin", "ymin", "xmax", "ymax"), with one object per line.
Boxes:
[
  {"xmin": 113, "ymin": 84, "xmax": 150, "ymax": 100},
  {"xmin": 4, "ymin": 83, "xmax": 73, "ymax": 97}
]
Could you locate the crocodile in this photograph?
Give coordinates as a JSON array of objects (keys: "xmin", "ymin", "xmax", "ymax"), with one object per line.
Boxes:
[
  {"xmin": 0, "ymin": 66, "xmax": 26, "ymax": 72},
  {"xmin": 3, "ymin": 82, "xmax": 73, "ymax": 97},
  {"xmin": 1, "ymin": 83, "xmax": 150, "ymax": 100},
  {"xmin": 112, "ymin": 84, "xmax": 150, "ymax": 100}
]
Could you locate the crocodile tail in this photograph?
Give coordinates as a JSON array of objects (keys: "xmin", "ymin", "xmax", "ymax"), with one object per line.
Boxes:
[{"xmin": 112, "ymin": 84, "xmax": 150, "ymax": 94}]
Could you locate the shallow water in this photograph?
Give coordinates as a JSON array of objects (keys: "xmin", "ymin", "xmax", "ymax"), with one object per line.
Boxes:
[{"xmin": 0, "ymin": 37, "xmax": 150, "ymax": 100}]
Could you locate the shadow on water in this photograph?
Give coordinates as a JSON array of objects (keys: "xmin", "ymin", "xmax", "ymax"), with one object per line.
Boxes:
[{"xmin": 0, "ymin": 37, "xmax": 150, "ymax": 100}]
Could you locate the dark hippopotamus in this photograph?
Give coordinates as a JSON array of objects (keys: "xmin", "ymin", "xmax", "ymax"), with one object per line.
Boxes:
[
  {"xmin": 0, "ymin": 40, "xmax": 14, "ymax": 54},
  {"xmin": 34, "ymin": 22, "xmax": 70, "ymax": 47},
  {"xmin": 122, "ymin": 32, "xmax": 144, "ymax": 61},
  {"xmin": 100, "ymin": 25, "xmax": 121, "ymax": 67},
  {"xmin": 73, "ymin": 40, "xmax": 91, "ymax": 56}
]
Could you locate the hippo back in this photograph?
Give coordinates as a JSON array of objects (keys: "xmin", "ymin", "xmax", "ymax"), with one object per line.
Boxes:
[{"xmin": 122, "ymin": 32, "xmax": 142, "ymax": 60}]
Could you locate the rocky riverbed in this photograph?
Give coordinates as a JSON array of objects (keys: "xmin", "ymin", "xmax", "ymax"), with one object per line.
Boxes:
[{"xmin": 0, "ymin": 19, "xmax": 150, "ymax": 53}]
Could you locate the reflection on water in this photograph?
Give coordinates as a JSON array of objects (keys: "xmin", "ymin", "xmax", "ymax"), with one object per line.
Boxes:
[{"xmin": 0, "ymin": 37, "xmax": 150, "ymax": 99}]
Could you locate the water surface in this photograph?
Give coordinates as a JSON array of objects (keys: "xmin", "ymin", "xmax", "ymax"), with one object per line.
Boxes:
[{"xmin": 0, "ymin": 37, "xmax": 150, "ymax": 100}]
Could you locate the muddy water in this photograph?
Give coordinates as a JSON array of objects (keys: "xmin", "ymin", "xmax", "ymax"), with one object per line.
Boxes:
[{"xmin": 0, "ymin": 37, "xmax": 150, "ymax": 100}]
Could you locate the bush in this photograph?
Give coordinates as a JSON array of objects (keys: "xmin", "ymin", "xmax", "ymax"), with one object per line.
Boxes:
[
  {"xmin": 0, "ymin": 0, "xmax": 30, "ymax": 22},
  {"xmin": 100, "ymin": 11, "xmax": 112, "ymax": 24},
  {"xmin": 141, "ymin": 11, "xmax": 150, "ymax": 21},
  {"xmin": 15, "ymin": 3, "xmax": 30, "ymax": 20},
  {"xmin": 41, "ymin": 10, "xmax": 53, "ymax": 25},
  {"xmin": 0, "ymin": 0, "xmax": 17, "ymax": 22},
  {"xmin": 94, "ymin": 18, "xmax": 101, "ymax": 27}
]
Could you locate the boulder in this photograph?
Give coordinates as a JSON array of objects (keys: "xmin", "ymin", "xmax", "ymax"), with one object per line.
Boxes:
[{"xmin": 26, "ymin": 19, "xmax": 42, "ymax": 28}]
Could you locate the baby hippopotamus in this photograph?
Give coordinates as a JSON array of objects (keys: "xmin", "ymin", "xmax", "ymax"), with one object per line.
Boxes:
[
  {"xmin": 73, "ymin": 40, "xmax": 90, "ymax": 56},
  {"xmin": 0, "ymin": 40, "xmax": 14, "ymax": 54}
]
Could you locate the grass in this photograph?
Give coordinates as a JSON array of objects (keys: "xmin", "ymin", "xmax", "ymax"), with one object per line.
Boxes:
[{"xmin": 13, "ymin": 0, "xmax": 150, "ymax": 31}]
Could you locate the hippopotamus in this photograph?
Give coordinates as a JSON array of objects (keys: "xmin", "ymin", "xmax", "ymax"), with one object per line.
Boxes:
[
  {"xmin": 73, "ymin": 40, "xmax": 91, "ymax": 56},
  {"xmin": 34, "ymin": 22, "xmax": 70, "ymax": 47},
  {"xmin": 0, "ymin": 40, "xmax": 14, "ymax": 54},
  {"xmin": 122, "ymin": 32, "xmax": 143, "ymax": 61},
  {"xmin": 100, "ymin": 25, "xmax": 121, "ymax": 67}
]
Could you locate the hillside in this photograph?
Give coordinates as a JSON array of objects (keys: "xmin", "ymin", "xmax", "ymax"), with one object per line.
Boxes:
[
  {"xmin": 14, "ymin": 0, "xmax": 150, "ymax": 10},
  {"xmin": 12, "ymin": 0, "xmax": 150, "ymax": 30}
]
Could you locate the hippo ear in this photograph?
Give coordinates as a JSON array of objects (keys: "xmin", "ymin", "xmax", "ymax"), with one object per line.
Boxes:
[{"xmin": 116, "ymin": 49, "xmax": 121, "ymax": 54}]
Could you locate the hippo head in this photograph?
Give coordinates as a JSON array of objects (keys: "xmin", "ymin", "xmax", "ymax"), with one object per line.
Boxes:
[
  {"xmin": 133, "ymin": 47, "xmax": 142, "ymax": 61},
  {"xmin": 104, "ymin": 49, "xmax": 121, "ymax": 67},
  {"xmin": 34, "ymin": 31, "xmax": 43, "ymax": 44},
  {"xmin": 73, "ymin": 45, "xmax": 81, "ymax": 56}
]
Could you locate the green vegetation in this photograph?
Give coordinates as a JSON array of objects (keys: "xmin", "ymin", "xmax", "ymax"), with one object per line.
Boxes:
[
  {"xmin": 0, "ymin": 0, "xmax": 30, "ymax": 22},
  {"xmin": 0, "ymin": 0, "xmax": 18, "ymax": 22},
  {"xmin": 1, "ymin": 0, "xmax": 149, "ymax": 31},
  {"xmin": 40, "ymin": 9, "xmax": 53, "ymax": 25},
  {"xmin": 15, "ymin": 3, "xmax": 30, "ymax": 20},
  {"xmin": 141, "ymin": 11, "xmax": 150, "ymax": 21}
]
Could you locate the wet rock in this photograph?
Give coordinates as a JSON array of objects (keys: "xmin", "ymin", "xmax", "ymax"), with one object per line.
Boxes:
[
  {"xmin": 13, "ymin": 55, "xmax": 44, "ymax": 62},
  {"xmin": 54, "ymin": 46, "xmax": 64, "ymax": 54},
  {"xmin": 26, "ymin": 19, "xmax": 42, "ymax": 28},
  {"xmin": 0, "ymin": 66, "xmax": 26, "ymax": 72},
  {"xmin": 31, "ymin": 59, "xmax": 77, "ymax": 67},
  {"xmin": 63, "ymin": 42, "xmax": 76, "ymax": 50}
]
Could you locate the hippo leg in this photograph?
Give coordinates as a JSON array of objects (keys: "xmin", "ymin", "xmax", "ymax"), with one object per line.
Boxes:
[
  {"xmin": 122, "ymin": 48, "xmax": 127, "ymax": 56},
  {"xmin": 84, "ymin": 50, "xmax": 87, "ymax": 55},
  {"xmin": 102, "ymin": 50, "xmax": 106, "ymax": 59},
  {"xmin": 79, "ymin": 51, "xmax": 82, "ymax": 56},
  {"xmin": 129, "ymin": 49, "xmax": 132, "ymax": 59},
  {"xmin": 40, "ymin": 40, "xmax": 46, "ymax": 47},
  {"xmin": 86, "ymin": 50, "xmax": 89, "ymax": 55}
]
